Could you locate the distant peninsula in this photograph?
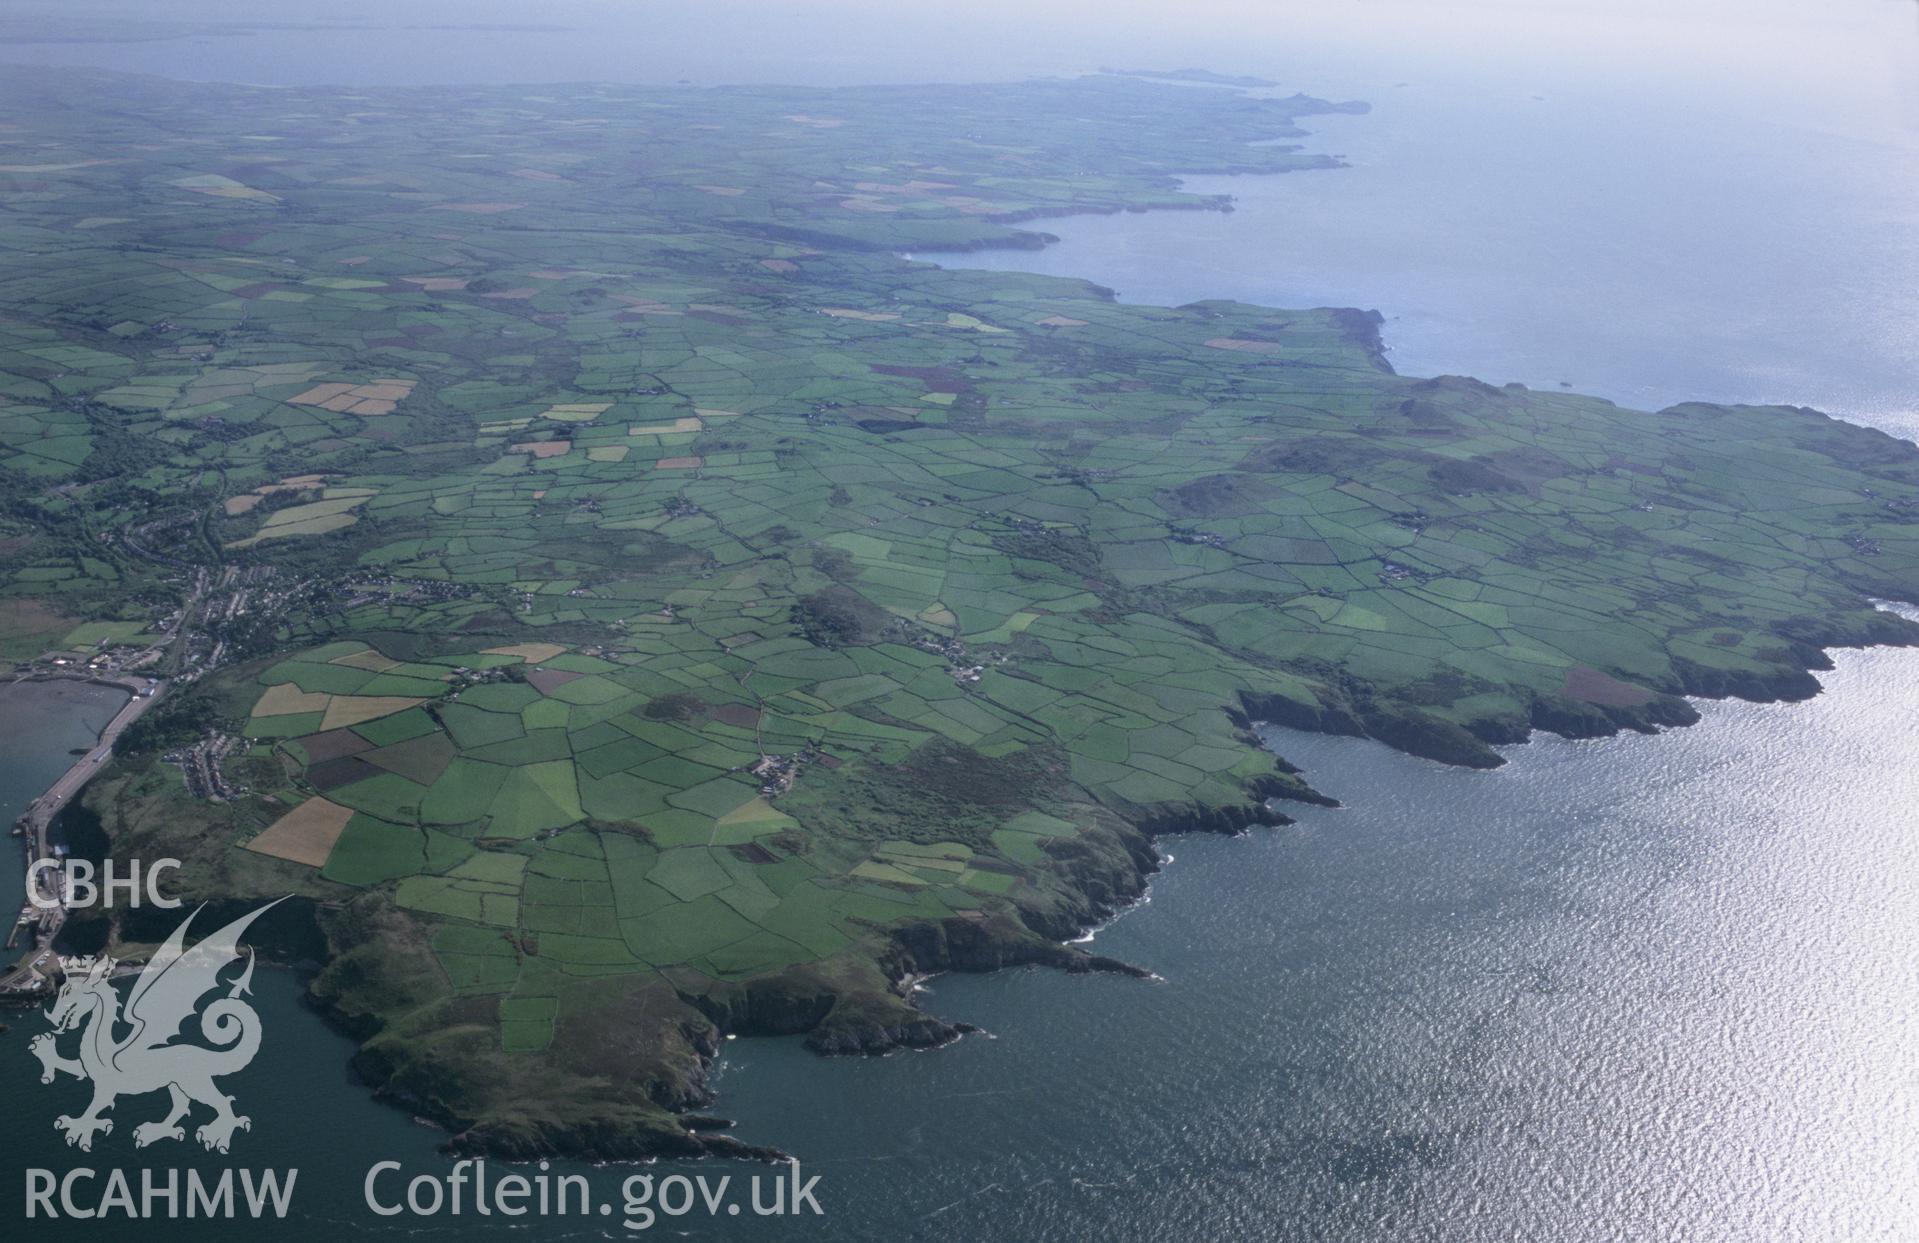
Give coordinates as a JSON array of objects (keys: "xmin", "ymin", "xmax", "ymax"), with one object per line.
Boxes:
[{"xmin": 1102, "ymin": 67, "xmax": 1284, "ymax": 88}]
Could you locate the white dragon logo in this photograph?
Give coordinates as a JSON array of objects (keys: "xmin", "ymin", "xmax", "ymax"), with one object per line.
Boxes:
[{"xmin": 29, "ymin": 899, "xmax": 282, "ymax": 1154}]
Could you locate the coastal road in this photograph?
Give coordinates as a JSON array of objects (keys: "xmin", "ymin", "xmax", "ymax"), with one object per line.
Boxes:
[
  {"xmin": 18, "ymin": 678, "xmax": 160, "ymax": 839},
  {"xmin": 3, "ymin": 675, "xmax": 163, "ymax": 987}
]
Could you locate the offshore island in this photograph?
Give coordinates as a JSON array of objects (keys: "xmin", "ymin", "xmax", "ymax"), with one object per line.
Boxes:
[{"xmin": 1, "ymin": 66, "xmax": 1917, "ymax": 1160}]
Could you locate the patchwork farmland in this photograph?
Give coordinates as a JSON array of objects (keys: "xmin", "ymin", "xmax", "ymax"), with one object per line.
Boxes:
[{"xmin": 8, "ymin": 65, "xmax": 1919, "ymax": 1156}]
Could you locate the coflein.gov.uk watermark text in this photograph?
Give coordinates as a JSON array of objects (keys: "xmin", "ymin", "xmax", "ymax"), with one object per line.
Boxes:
[{"xmin": 26, "ymin": 1159, "xmax": 824, "ymax": 1229}]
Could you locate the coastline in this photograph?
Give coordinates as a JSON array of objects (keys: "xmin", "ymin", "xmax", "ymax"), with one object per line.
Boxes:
[
  {"xmin": 912, "ymin": 146, "xmax": 1919, "ymax": 439},
  {"xmin": 56, "ymin": 253, "xmax": 1919, "ymax": 1172},
  {"xmin": 0, "ymin": 673, "xmax": 155, "ymax": 997},
  {"xmin": 338, "ymin": 592, "xmax": 1919, "ymax": 1162},
  {"xmin": 0, "ymin": 13, "xmax": 1914, "ymax": 1234},
  {"xmin": 25, "ymin": 68, "xmax": 1919, "ymax": 1168},
  {"xmin": 135, "ymin": 242, "xmax": 1919, "ymax": 1168}
]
